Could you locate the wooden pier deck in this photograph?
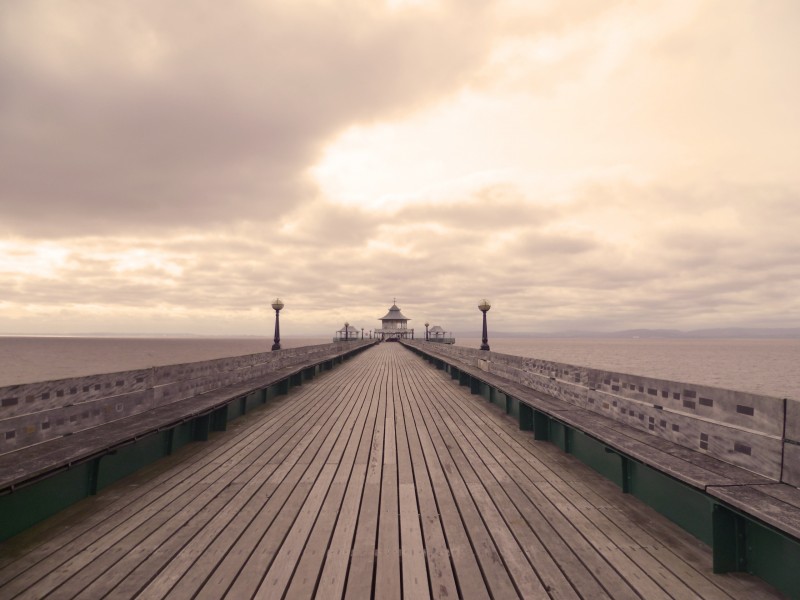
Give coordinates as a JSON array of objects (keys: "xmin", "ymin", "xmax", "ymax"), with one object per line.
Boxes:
[{"xmin": 0, "ymin": 343, "xmax": 783, "ymax": 599}]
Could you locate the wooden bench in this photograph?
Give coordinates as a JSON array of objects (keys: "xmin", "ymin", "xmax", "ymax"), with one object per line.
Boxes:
[
  {"xmin": 0, "ymin": 341, "xmax": 375, "ymax": 540},
  {"xmin": 402, "ymin": 340, "xmax": 800, "ymax": 596}
]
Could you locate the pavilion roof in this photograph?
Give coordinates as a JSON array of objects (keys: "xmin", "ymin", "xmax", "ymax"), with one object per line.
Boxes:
[{"xmin": 379, "ymin": 302, "xmax": 410, "ymax": 321}]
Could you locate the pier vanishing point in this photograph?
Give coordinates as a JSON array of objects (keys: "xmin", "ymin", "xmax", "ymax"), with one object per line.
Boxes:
[{"xmin": 1, "ymin": 339, "xmax": 799, "ymax": 598}]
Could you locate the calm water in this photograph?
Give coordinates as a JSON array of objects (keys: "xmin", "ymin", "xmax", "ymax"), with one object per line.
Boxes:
[
  {"xmin": 0, "ymin": 336, "xmax": 797, "ymax": 400},
  {"xmin": 0, "ymin": 337, "xmax": 328, "ymax": 387},
  {"xmin": 457, "ymin": 337, "xmax": 800, "ymax": 400}
]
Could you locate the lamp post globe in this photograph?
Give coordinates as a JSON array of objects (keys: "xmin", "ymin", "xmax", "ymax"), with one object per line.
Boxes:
[
  {"xmin": 478, "ymin": 299, "xmax": 491, "ymax": 351},
  {"xmin": 271, "ymin": 298, "xmax": 284, "ymax": 351}
]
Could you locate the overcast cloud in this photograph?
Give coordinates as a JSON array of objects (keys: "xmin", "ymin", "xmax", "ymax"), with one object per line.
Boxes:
[{"xmin": 1, "ymin": 0, "xmax": 799, "ymax": 336}]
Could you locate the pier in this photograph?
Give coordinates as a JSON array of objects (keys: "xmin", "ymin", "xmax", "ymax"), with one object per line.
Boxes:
[{"xmin": 0, "ymin": 342, "xmax": 797, "ymax": 598}]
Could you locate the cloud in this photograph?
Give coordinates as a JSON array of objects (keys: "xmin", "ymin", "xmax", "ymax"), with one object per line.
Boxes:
[
  {"xmin": 3, "ymin": 176, "xmax": 799, "ymax": 334},
  {"xmin": 0, "ymin": 0, "xmax": 495, "ymax": 237},
  {"xmin": 1, "ymin": 1, "xmax": 799, "ymax": 336}
]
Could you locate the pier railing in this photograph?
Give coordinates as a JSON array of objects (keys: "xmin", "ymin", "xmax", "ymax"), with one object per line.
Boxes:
[
  {"xmin": 0, "ymin": 341, "xmax": 371, "ymax": 456},
  {"xmin": 403, "ymin": 339, "xmax": 800, "ymax": 597},
  {"xmin": 0, "ymin": 340, "xmax": 375, "ymax": 540},
  {"xmin": 404, "ymin": 340, "xmax": 797, "ymax": 485}
]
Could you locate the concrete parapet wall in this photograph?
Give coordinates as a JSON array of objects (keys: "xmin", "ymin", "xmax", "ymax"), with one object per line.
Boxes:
[
  {"xmin": 406, "ymin": 340, "xmax": 794, "ymax": 484},
  {"xmin": 0, "ymin": 341, "xmax": 371, "ymax": 456}
]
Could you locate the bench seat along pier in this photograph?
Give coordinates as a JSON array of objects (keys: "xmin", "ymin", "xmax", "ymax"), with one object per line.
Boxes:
[{"xmin": 0, "ymin": 340, "xmax": 797, "ymax": 598}]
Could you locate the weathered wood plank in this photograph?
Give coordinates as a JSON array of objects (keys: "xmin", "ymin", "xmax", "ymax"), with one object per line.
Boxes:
[
  {"xmin": 405, "ymin": 376, "xmax": 520, "ymax": 598},
  {"xmin": 281, "ymin": 362, "xmax": 383, "ymax": 599},
  {"xmin": 0, "ymin": 343, "xmax": 788, "ymax": 600},
  {"xmin": 42, "ymin": 366, "xmax": 356, "ymax": 597},
  {"xmin": 0, "ymin": 388, "xmax": 323, "ymax": 597},
  {"xmin": 396, "ymin": 362, "xmax": 461, "ymax": 600},
  {"xmin": 414, "ymin": 360, "xmax": 633, "ymax": 600},
  {"xmin": 397, "ymin": 357, "xmax": 492, "ymax": 600},
  {"xmin": 253, "ymin": 365, "xmax": 381, "ymax": 598},
  {"xmin": 708, "ymin": 484, "xmax": 800, "ymax": 540},
  {"xmin": 419, "ymin": 356, "xmax": 760, "ymax": 600},
  {"xmin": 342, "ymin": 355, "xmax": 388, "ymax": 600},
  {"xmin": 310, "ymin": 373, "xmax": 381, "ymax": 599},
  {"xmin": 188, "ymin": 376, "xmax": 364, "ymax": 599}
]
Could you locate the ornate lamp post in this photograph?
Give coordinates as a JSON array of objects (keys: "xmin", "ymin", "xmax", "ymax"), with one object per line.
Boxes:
[
  {"xmin": 344, "ymin": 322, "xmax": 349, "ymax": 341},
  {"xmin": 361, "ymin": 327, "xmax": 364, "ymax": 340},
  {"xmin": 478, "ymin": 299, "xmax": 491, "ymax": 351},
  {"xmin": 425, "ymin": 321, "xmax": 429, "ymax": 341},
  {"xmin": 271, "ymin": 298, "xmax": 284, "ymax": 351}
]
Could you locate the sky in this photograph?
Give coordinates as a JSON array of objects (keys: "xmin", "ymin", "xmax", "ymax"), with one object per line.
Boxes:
[{"xmin": 1, "ymin": 0, "xmax": 799, "ymax": 337}]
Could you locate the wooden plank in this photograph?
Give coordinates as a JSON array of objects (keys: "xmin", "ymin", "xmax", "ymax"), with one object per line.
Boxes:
[
  {"xmin": 786, "ymin": 398, "xmax": 800, "ymax": 442},
  {"xmin": 393, "ymin": 365, "xmax": 432, "ymax": 600},
  {"xmin": 429, "ymin": 392, "xmax": 607, "ymax": 599},
  {"xmin": 29, "ymin": 361, "xmax": 359, "ymax": 598},
  {"xmin": 186, "ymin": 372, "xmax": 365, "ymax": 599},
  {"xmin": 251, "ymin": 463, "xmax": 338, "ymax": 599},
  {"xmin": 755, "ymin": 483, "xmax": 800, "ymax": 510},
  {"xmin": 412, "ymin": 358, "xmax": 657, "ymax": 597},
  {"xmin": 424, "ymin": 358, "xmax": 756, "ymax": 598},
  {"xmin": 415, "ymin": 363, "xmax": 617, "ymax": 600},
  {"xmin": 708, "ymin": 485, "xmax": 800, "ymax": 540},
  {"xmin": 418, "ymin": 381, "xmax": 552, "ymax": 599},
  {"xmin": 311, "ymin": 366, "xmax": 382, "ymax": 599},
  {"xmin": 135, "ymin": 364, "xmax": 365, "ymax": 598},
  {"xmin": 396, "ymin": 361, "xmax": 460, "ymax": 600},
  {"xmin": 125, "ymin": 370, "xmax": 367, "ymax": 599},
  {"xmin": 0, "ymin": 383, "xmax": 309, "ymax": 584},
  {"xmin": 253, "ymin": 363, "xmax": 381, "ymax": 598},
  {"xmin": 281, "ymin": 360, "xmax": 383, "ymax": 599},
  {"xmin": 0, "ymin": 378, "xmax": 338, "ymax": 597},
  {"xmin": 343, "ymin": 348, "xmax": 388, "ymax": 600},
  {"xmin": 1, "ymin": 343, "xmax": 789, "ymax": 600},
  {"xmin": 398, "ymin": 363, "xmax": 491, "ymax": 600},
  {"xmin": 782, "ymin": 442, "xmax": 800, "ymax": 487},
  {"xmin": 375, "ymin": 357, "xmax": 401, "ymax": 600},
  {"xmin": 404, "ymin": 370, "xmax": 520, "ymax": 599},
  {"xmin": 0, "ymin": 344, "xmax": 372, "ymax": 491},
  {"xmin": 416, "ymin": 353, "xmax": 765, "ymax": 600}
]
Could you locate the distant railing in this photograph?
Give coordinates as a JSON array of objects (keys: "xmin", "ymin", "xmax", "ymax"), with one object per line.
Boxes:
[
  {"xmin": 403, "ymin": 339, "xmax": 798, "ymax": 486},
  {"xmin": 0, "ymin": 340, "xmax": 374, "ymax": 456}
]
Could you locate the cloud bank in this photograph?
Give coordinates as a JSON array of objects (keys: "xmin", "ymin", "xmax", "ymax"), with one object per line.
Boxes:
[{"xmin": 1, "ymin": 0, "xmax": 798, "ymax": 336}]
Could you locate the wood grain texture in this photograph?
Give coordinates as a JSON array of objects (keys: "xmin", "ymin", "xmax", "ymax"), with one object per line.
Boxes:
[
  {"xmin": 407, "ymin": 341, "xmax": 788, "ymax": 482},
  {"xmin": 0, "ymin": 342, "xmax": 374, "ymax": 489},
  {"xmin": 708, "ymin": 484, "xmax": 800, "ymax": 539},
  {"xmin": 782, "ymin": 442, "xmax": 800, "ymax": 487},
  {"xmin": 0, "ymin": 343, "xmax": 786, "ymax": 599},
  {"xmin": 785, "ymin": 399, "xmax": 800, "ymax": 442}
]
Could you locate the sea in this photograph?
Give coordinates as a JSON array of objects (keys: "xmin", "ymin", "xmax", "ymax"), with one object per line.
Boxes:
[
  {"xmin": 0, "ymin": 336, "xmax": 798, "ymax": 400},
  {"xmin": 456, "ymin": 337, "xmax": 800, "ymax": 400}
]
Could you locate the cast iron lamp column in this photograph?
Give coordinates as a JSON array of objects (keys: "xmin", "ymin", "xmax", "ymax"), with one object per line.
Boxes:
[
  {"xmin": 478, "ymin": 299, "xmax": 491, "ymax": 351},
  {"xmin": 425, "ymin": 322, "xmax": 429, "ymax": 341},
  {"xmin": 344, "ymin": 322, "xmax": 349, "ymax": 341},
  {"xmin": 271, "ymin": 298, "xmax": 284, "ymax": 351}
]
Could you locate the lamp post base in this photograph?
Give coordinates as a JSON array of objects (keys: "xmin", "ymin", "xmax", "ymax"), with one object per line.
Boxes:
[
  {"xmin": 480, "ymin": 343, "xmax": 490, "ymax": 351},
  {"xmin": 272, "ymin": 342, "xmax": 281, "ymax": 351}
]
